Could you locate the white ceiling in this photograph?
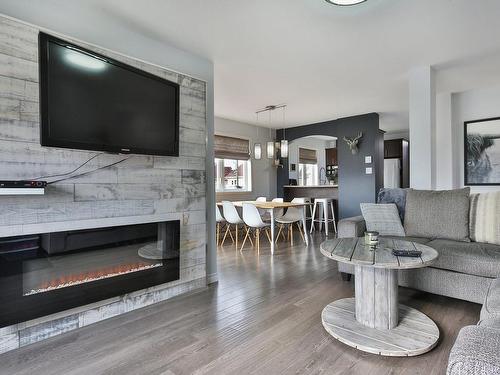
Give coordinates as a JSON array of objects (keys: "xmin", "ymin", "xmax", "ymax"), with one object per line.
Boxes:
[{"xmin": 2, "ymin": 0, "xmax": 500, "ymax": 132}]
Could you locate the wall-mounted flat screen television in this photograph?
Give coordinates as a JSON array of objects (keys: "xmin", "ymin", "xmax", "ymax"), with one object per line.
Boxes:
[{"xmin": 39, "ymin": 32, "xmax": 179, "ymax": 156}]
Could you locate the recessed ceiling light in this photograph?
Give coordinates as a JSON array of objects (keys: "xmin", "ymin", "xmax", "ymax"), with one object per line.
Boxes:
[{"xmin": 325, "ymin": 0, "xmax": 367, "ymax": 5}]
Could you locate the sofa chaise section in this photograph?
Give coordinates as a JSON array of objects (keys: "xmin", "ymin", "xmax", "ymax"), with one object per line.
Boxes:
[
  {"xmin": 336, "ymin": 217, "xmax": 500, "ymax": 304},
  {"xmin": 448, "ymin": 278, "xmax": 500, "ymax": 375}
]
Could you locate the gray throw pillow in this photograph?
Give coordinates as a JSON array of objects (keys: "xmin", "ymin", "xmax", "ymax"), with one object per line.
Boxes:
[
  {"xmin": 404, "ymin": 188, "xmax": 471, "ymax": 242},
  {"xmin": 377, "ymin": 188, "xmax": 409, "ymax": 223},
  {"xmin": 360, "ymin": 203, "xmax": 405, "ymax": 237}
]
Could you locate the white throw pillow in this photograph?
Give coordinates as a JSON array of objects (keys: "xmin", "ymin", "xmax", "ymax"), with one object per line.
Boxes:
[
  {"xmin": 470, "ymin": 192, "xmax": 500, "ymax": 245},
  {"xmin": 360, "ymin": 203, "xmax": 406, "ymax": 237}
]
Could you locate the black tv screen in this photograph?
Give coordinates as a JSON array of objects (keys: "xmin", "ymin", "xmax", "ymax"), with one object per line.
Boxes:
[{"xmin": 39, "ymin": 32, "xmax": 179, "ymax": 156}]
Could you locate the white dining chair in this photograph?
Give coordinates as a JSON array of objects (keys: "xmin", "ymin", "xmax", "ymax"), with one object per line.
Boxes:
[
  {"xmin": 272, "ymin": 197, "xmax": 284, "ymax": 219},
  {"xmin": 221, "ymin": 201, "xmax": 245, "ymax": 250},
  {"xmin": 256, "ymin": 196, "xmax": 267, "ymax": 217},
  {"xmin": 261, "ymin": 197, "xmax": 283, "ymax": 222},
  {"xmin": 276, "ymin": 198, "xmax": 306, "ymax": 245},
  {"xmin": 241, "ymin": 203, "xmax": 272, "ymax": 252},
  {"xmin": 216, "ymin": 205, "xmax": 233, "ymax": 247}
]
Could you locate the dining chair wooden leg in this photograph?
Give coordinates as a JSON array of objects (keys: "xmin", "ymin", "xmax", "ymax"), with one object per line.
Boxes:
[
  {"xmin": 235, "ymin": 225, "xmax": 239, "ymax": 250},
  {"xmin": 246, "ymin": 226, "xmax": 254, "ymax": 246},
  {"xmin": 240, "ymin": 227, "xmax": 251, "ymax": 251},
  {"xmin": 297, "ymin": 222, "xmax": 305, "ymax": 242},
  {"xmin": 280, "ymin": 226, "xmax": 287, "ymax": 241},
  {"xmin": 216, "ymin": 222, "xmax": 220, "ymax": 246},
  {"xmin": 265, "ymin": 227, "xmax": 272, "ymax": 244},
  {"xmin": 256, "ymin": 228, "xmax": 260, "ymax": 253},
  {"xmin": 228, "ymin": 226, "xmax": 235, "ymax": 243},
  {"xmin": 290, "ymin": 223, "xmax": 294, "ymax": 246},
  {"xmin": 276, "ymin": 224, "xmax": 284, "ymax": 243},
  {"xmin": 221, "ymin": 225, "xmax": 231, "ymax": 246}
]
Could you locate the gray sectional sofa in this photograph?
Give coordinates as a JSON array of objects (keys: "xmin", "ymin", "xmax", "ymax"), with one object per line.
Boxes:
[
  {"xmin": 337, "ymin": 188, "xmax": 500, "ymax": 374},
  {"xmin": 337, "ymin": 216, "xmax": 499, "ymax": 304},
  {"xmin": 448, "ymin": 278, "xmax": 500, "ymax": 374}
]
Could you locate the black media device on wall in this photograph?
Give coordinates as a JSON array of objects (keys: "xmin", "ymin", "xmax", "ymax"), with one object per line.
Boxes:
[{"xmin": 38, "ymin": 32, "xmax": 180, "ymax": 156}]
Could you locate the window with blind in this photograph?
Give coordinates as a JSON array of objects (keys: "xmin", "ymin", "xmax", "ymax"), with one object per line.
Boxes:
[
  {"xmin": 298, "ymin": 148, "xmax": 318, "ymax": 186},
  {"xmin": 214, "ymin": 135, "xmax": 252, "ymax": 192}
]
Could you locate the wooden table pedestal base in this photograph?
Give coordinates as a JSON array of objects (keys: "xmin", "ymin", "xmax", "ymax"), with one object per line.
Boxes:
[{"xmin": 321, "ymin": 298, "xmax": 439, "ymax": 357}]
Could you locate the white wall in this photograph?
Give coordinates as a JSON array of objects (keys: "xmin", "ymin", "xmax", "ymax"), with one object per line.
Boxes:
[
  {"xmin": 451, "ymin": 85, "xmax": 500, "ymax": 192},
  {"xmin": 215, "ymin": 117, "xmax": 277, "ymax": 199},
  {"xmin": 288, "ymin": 137, "xmax": 331, "ymax": 184},
  {"xmin": 433, "ymin": 84, "xmax": 500, "ymax": 192}
]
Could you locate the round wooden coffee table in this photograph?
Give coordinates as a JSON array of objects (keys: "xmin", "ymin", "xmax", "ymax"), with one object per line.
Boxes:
[{"xmin": 320, "ymin": 237, "xmax": 440, "ymax": 357}]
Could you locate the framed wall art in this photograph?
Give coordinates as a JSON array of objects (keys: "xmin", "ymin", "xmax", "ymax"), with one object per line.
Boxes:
[{"xmin": 464, "ymin": 117, "xmax": 500, "ymax": 185}]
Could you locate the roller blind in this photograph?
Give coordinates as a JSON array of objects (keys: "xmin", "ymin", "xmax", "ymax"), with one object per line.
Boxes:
[
  {"xmin": 299, "ymin": 148, "xmax": 317, "ymax": 164},
  {"xmin": 214, "ymin": 135, "xmax": 250, "ymax": 160}
]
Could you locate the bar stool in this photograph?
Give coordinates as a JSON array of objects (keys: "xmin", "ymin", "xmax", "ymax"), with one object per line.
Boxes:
[{"xmin": 309, "ymin": 198, "xmax": 337, "ymax": 236}]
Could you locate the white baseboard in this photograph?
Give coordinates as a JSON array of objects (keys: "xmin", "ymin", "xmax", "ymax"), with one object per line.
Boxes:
[{"xmin": 207, "ymin": 273, "xmax": 218, "ymax": 284}]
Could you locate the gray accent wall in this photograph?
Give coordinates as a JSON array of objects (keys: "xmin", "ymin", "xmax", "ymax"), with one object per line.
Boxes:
[
  {"xmin": 277, "ymin": 113, "xmax": 383, "ymax": 219},
  {"xmin": 0, "ymin": 15, "xmax": 209, "ymax": 353}
]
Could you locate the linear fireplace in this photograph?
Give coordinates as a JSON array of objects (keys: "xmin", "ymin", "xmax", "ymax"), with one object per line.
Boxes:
[{"xmin": 0, "ymin": 220, "xmax": 180, "ymax": 328}]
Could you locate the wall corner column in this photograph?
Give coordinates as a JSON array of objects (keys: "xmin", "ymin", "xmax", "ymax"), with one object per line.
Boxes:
[
  {"xmin": 409, "ymin": 66, "xmax": 436, "ymax": 189},
  {"xmin": 205, "ymin": 67, "xmax": 217, "ymax": 284}
]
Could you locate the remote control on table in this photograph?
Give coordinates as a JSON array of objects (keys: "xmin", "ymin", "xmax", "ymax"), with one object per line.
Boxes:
[{"xmin": 391, "ymin": 249, "xmax": 422, "ymax": 257}]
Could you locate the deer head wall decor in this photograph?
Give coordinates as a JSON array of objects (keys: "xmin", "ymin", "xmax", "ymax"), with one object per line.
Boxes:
[{"xmin": 343, "ymin": 132, "xmax": 363, "ymax": 155}]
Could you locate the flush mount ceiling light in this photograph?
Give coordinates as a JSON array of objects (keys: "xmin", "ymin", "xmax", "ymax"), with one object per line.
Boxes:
[{"xmin": 325, "ymin": 0, "xmax": 367, "ymax": 5}]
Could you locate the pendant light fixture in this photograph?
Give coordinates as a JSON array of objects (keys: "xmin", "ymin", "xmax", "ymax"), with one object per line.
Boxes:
[
  {"xmin": 253, "ymin": 112, "xmax": 262, "ymax": 160},
  {"xmin": 266, "ymin": 141, "xmax": 274, "ymax": 159},
  {"xmin": 280, "ymin": 106, "xmax": 288, "ymax": 158},
  {"xmin": 254, "ymin": 143, "xmax": 262, "ymax": 160},
  {"xmin": 266, "ymin": 109, "xmax": 274, "ymax": 159},
  {"xmin": 255, "ymin": 104, "xmax": 287, "ymax": 161}
]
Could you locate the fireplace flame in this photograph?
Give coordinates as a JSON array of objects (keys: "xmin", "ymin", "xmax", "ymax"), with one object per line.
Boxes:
[{"xmin": 24, "ymin": 261, "xmax": 162, "ymax": 296}]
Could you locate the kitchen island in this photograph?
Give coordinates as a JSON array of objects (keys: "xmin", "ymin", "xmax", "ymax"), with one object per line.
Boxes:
[
  {"xmin": 283, "ymin": 185, "xmax": 339, "ymax": 224},
  {"xmin": 283, "ymin": 185, "xmax": 338, "ymax": 201}
]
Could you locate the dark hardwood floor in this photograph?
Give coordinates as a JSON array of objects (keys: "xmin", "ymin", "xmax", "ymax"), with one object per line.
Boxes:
[{"xmin": 0, "ymin": 233, "xmax": 480, "ymax": 375}]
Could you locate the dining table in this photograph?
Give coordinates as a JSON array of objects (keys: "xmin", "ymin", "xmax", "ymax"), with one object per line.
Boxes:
[{"xmin": 217, "ymin": 201, "xmax": 310, "ymax": 254}]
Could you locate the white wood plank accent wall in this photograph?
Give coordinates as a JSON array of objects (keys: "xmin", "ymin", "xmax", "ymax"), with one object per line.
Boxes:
[{"xmin": 0, "ymin": 15, "xmax": 207, "ymax": 354}]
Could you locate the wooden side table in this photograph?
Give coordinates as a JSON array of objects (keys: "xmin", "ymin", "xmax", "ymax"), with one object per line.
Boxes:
[{"xmin": 320, "ymin": 237, "xmax": 440, "ymax": 356}]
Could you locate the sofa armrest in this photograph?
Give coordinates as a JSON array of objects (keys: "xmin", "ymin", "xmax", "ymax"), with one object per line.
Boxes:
[
  {"xmin": 337, "ymin": 216, "xmax": 366, "ymax": 238},
  {"xmin": 447, "ymin": 325, "xmax": 500, "ymax": 375}
]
